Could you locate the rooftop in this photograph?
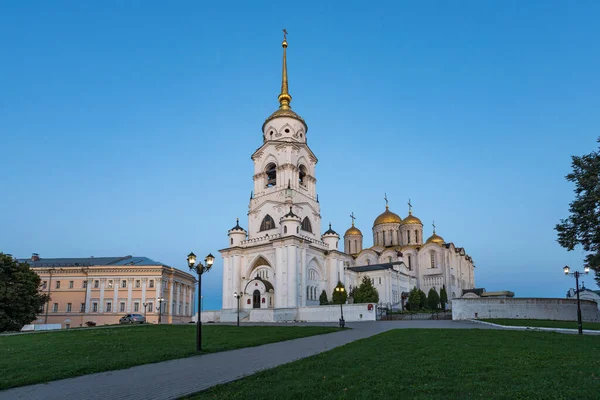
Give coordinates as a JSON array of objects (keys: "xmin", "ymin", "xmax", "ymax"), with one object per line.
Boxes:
[
  {"xmin": 347, "ymin": 261, "xmax": 406, "ymax": 273},
  {"xmin": 19, "ymin": 255, "xmax": 167, "ymax": 268}
]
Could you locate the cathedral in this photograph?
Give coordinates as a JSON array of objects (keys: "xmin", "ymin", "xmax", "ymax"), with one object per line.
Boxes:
[{"xmin": 219, "ymin": 35, "xmax": 475, "ymax": 318}]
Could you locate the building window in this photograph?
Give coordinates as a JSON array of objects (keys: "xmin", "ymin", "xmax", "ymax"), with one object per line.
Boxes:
[
  {"xmin": 388, "ymin": 256, "xmax": 392, "ymax": 263},
  {"xmin": 179, "ymin": 304, "xmax": 182, "ymax": 314},
  {"xmin": 265, "ymin": 162, "xmax": 277, "ymax": 187},
  {"xmin": 82, "ymin": 281, "xmax": 87, "ymax": 289},
  {"xmin": 66, "ymin": 303, "xmax": 72, "ymax": 312},
  {"xmin": 149, "ymin": 280, "xmax": 154, "ymax": 288},
  {"xmin": 366, "ymin": 259, "xmax": 371, "ymax": 265},
  {"xmin": 302, "ymin": 217, "xmax": 312, "ymax": 233},
  {"xmin": 135, "ymin": 280, "xmax": 141, "ymax": 288},
  {"xmin": 415, "ymin": 230, "xmax": 418, "ymax": 243},
  {"xmin": 55, "ymin": 281, "xmax": 61, "ymax": 289},
  {"xmin": 134, "ymin": 303, "xmax": 139, "ymax": 312},
  {"xmin": 108, "ymin": 280, "xmax": 113, "ymax": 289},
  {"xmin": 42, "ymin": 281, "xmax": 47, "ymax": 289},
  {"xmin": 39, "ymin": 304, "xmax": 44, "ymax": 313},
  {"xmin": 172, "ymin": 303, "xmax": 176, "ymax": 314},
  {"xmin": 94, "ymin": 280, "xmax": 99, "ymax": 288},
  {"xmin": 65, "ymin": 324, "xmax": 70, "ymax": 329},
  {"xmin": 299, "ymin": 165, "xmax": 307, "ymax": 186},
  {"xmin": 122, "ymin": 280, "xmax": 127, "ymax": 288},
  {"xmin": 260, "ymin": 214, "xmax": 276, "ymax": 231},
  {"xmin": 148, "ymin": 303, "xmax": 153, "ymax": 312},
  {"xmin": 382, "ymin": 231, "xmax": 386, "ymax": 245},
  {"xmin": 92, "ymin": 302, "xmax": 98, "ymax": 312},
  {"xmin": 430, "ymin": 252, "xmax": 435, "ymax": 268},
  {"xmin": 408, "ymin": 255, "xmax": 412, "ymax": 271},
  {"xmin": 407, "ymin": 231, "xmax": 411, "ymax": 243},
  {"xmin": 106, "ymin": 302, "xmax": 112, "ymax": 312},
  {"xmin": 52, "ymin": 303, "xmax": 58, "ymax": 312},
  {"xmin": 80, "ymin": 303, "xmax": 85, "ymax": 312},
  {"xmin": 284, "ymin": 226, "xmax": 288, "ymax": 234},
  {"xmin": 69, "ymin": 281, "xmax": 74, "ymax": 289},
  {"xmin": 120, "ymin": 302, "xmax": 125, "ymax": 312},
  {"xmin": 379, "ymin": 277, "xmax": 382, "ymax": 285}
]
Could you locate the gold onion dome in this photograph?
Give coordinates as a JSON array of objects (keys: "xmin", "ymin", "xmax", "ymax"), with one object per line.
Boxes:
[
  {"xmin": 426, "ymin": 232, "xmax": 445, "ymax": 245},
  {"xmin": 262, "ymin": 32, "xmax": 308, "ymax": 132},
  {"xmin": 373, "ymin": 205, "xmax": 403, "ymax": 226},
  {"xmin": 344, "ymin": 223, "xmax": 362, "ymax": 237},
  {"xmin": 403, "ymin": 211, "xmax": 422, "ymax": 225}
]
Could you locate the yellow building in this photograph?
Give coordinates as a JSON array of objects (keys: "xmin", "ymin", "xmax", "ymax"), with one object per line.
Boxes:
[{"xmin": 20, "ymin": 254, "xmax": 196, "ymax": 328}]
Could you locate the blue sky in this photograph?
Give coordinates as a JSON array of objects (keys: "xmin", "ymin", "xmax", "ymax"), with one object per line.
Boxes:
[{"xmin": 1, "ymin": 1, "xmax": 599, "ymax": 310}]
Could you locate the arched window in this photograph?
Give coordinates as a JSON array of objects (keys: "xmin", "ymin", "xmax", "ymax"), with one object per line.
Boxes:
[
  {"xmin": 301, "ymin": 217, "xmax": 312, "ymax": 233},
  {"xmin": 299, "ymin": 165, "xmax": 307, "ymax": 186},
  {"xmin": 265, "ymin": 163, "xmax": 277, "ymax": 187},
  {"xmin": 430, "ymin": 251, "xmax": 435, "ymax": 268},
  {"xmin": 415, "ymin": 230, "xmax": 418, "ymax": 243},
  {"xmin": 260, "ymin": 214, "xmax": 276, "ymax": 231},
  {"xmin": 408, "ymin": 255, "xmax": 412, "ymax": 271},
  {"xmin": 284, "ymin": 226, "xmax": 287, "ymax": 234},
  {"xmin": 388, "ymin": 256, "xmax": 392, "ymax": 263},
  {"xmin": 354, "ymin": 240, "xmax": 358, "ymax": 252},
  {"xmin": 366, "ymin": 259, "xmax": 371, "ymax": 265},
  {"xmin": 390, "ymin": 230, "xmax": 393, "ymax": 245},
  {"xmin": 307, "ymin": 286, "xmax": 310, "ymax": 300},
  {"xmin": 230, "ymin": 238, "xmax": 233, "ymax": 245},
  {"xmin": 382, "ymin": 231, "xmax": 386, "ymax": 245}
]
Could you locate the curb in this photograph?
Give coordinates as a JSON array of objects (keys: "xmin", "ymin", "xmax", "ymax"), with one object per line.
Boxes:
[{"xmin": 469, "ymin": 319, "xmax": 600, "ymax": 335}]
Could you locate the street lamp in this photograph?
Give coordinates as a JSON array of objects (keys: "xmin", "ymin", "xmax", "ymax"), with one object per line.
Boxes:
[
  {"xmin": 157, "ymin": 297, "xmax": 164, "ymax": 324},
  {"xmin": 143, "ymin": 302, "xmax": 148, "ymax": 322},
  {"xmin": 335, "ymin": 283, "xmax": 346, "ymax": 329},
  {"xmin": 187, "ymin": 252, "xmax": 215, "ymax": 352},
  {"xmin": 233, "ymin": 292, "xmax": 242, "ymax": 327},
  {"xmin": 563, "ymin": 265, "xmax": 590, "ymax": 335}
]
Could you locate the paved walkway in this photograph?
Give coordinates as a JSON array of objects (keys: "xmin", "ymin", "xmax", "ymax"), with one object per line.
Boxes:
[{"xmin": 0, "ymin": 321, "xmax": 495, "ymax": 400}]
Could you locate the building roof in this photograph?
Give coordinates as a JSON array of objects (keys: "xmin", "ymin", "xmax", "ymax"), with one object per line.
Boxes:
[
  {"xmin": 19, "ymin": 255, "xmax": 166, "ymax": 268},
  {"xmin": 348, "ymin": 261, "xmax": 405, "ymax": 273}
]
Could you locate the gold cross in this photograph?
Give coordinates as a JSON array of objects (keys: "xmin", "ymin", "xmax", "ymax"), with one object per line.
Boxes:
[
  {"xmin": 408, "ymin": 198, "xmax": 412, "ymax": 212},
  {"xmin": 384, "ymin": 193, "xmax": 388, "ymax": 207},
  {"xmin": 283, "ymin": 29, "xmax": 288, "ymax": 40},
  {"xmin": 350, "ymin": 212, "xmax": 356, "ymax": 224}
]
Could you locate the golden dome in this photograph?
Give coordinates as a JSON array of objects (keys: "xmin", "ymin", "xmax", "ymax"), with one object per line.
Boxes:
[
  {"xmin": 344, "ymin": 224, "xmax": 363, "ymax": 237},
  {"xmin": 426, "ymin": 232, "xmax": 445, "ymax": 245},
  {"xmin": 403, "ymin": 211, "xmax": 422, "ymax": 225},
  {"xmin": 373, "ymin": 206, "xmax": 403, "ymax": 226}
]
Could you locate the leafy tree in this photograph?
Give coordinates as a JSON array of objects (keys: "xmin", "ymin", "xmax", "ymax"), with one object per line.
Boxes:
[
  {"xmin": 0, "ymin": 253, "xmax": 49, "ymax": 332},
  {"xmin": 353, "ymin": 276, "xmax": 379, "ymax": 303},
  {"xmin": 319, "ymin": 289, "xmax": 328, "ymax": 305},
  {"xmin": 408, "ymin": 287, "xmax": 421, "ymax": 311},
  {"xmin": 556, "ymin": 138, "xmax": 600, "ymax": 285},
  {"xmin": 419, "ymin": 289, "xmax": 427, "ymax": 309},
  {"xmin": 332, "ymin": 281, "xmax": 348, "ymax": 304},
  {"xmin": 427, "ymin": 287, "xmax": 440, "ymax": 310},
  {"xmin": 440, "ymin": 285, "xmax": 448, "ymax": 310}
]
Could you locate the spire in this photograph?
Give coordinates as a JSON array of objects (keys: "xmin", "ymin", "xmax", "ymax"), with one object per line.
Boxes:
[
  {"xmin": 278, "ymin": 29, "xmax": 292, "ymax": 110},
  {"xmin": 408, "ymin": 198, "xmax": 413, "ymax": 215},
  {"xmin": 432, "ymin": 220, "xmax": 436, "ymax": 234},
  {"xmin": 350, "ymin": 212, "xmax": 356, "ymax": 226},
  {"xmin": 384, "ymin": 193, "xmax": 389, "ymax": 209}
]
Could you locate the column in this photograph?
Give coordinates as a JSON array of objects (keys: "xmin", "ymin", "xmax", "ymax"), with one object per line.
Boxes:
[
  {"xmin": 300, "ymin": 247, "xmax": 307, "ymax": 306},
  {"xmin": 141, "ymin": 278, "xmax": 147, "ymax": 310},
  {"xmin": 188, "ymin": 285, "xmax": 193, "ymax": 316},
  {"xmin": 176, "ymin": 282, "xmax": 181, "ymax": 316},
  {"xmin": 168, "ymin": 279, "xmax": 174, "ymax": 316},
  {"xmin": 275, "ymin": 246, "xmax": 284, "ymax": 308},
  {"xmin": 328, "ymin": 258, "xmax": 336, "ymax": 302},
  {"xmin": 99, "ymin": 278, "xmax": 106, "ymax": 313},
  {"xmin": 222, "ymin": 256, "xmax": 230, "ymax": 309},
  {"xmin": 155, "ymin": 278, "xmax": 162, "ymax": 314},
  {"xmin": 232, "ymin": 254, "xmax": 241, "ymax": 306},
  {"xmin": 287, "ymin": 245, "xmax": 297, "ymax": 307},
  {"xmin": 191, "ymin": 286, "xmax": 196, "ymax": 316},
  {"xmin": 127, "ymin": 278, "xmax": 134, "ymax": 312},
  {"xmin": 113, "ymin": 278, "xmax": 119, "ymax": 313},
  {"xmin": 85, "ymin": 278, "xmax": 92, "ymax": 313}
]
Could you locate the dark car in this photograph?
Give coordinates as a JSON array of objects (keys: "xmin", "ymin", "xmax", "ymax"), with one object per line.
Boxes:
[{"xmin": 119, "ymin": 314, "xmax": 146, "ymax": 324}]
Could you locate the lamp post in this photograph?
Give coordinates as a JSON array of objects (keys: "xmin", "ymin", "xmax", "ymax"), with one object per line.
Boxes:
[
  {"xmin": 143, "ymin": 302, "xmax": 148, "ymax": 322},
  {"xmin": 187, "ymin": 252, "xmax": 215, "ymax": 352},
  {"xmin": 335, "ymin": 283, "xmax": 345, "ymax": 329},
  {"xmin": 233, "ymin": 292, "xmax": 242, "ymax": 327},
  {"xmin": 563, "ymin": 265, "xmax": 590, "ymax": 335},
  {"xmin": 157, "ymin": 297, "xmax": 164, "ymax": 324}
]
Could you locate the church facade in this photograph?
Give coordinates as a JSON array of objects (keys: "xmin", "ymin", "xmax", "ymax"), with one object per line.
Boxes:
[{"xmin": 219, "ymin": 35, "xmax": 475, "ymax": 318}]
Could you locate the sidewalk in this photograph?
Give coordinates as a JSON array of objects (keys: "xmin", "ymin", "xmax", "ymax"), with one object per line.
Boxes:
[{"xmin": 0, "ymin": 320, "xmax": 493, "ymax": 400}]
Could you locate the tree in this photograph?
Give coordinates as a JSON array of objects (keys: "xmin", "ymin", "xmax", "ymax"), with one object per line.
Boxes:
[
  {"xmin": 440, "ymin": 285, "xmax": 448, "ymax": 310},
  {"xmin": 556, "ymin": 138, "xmax": 600, "ymax": 285},
  {"xmin": 319, "ymin": 289, "xmax": 328, "ymax": 305},
  {"xmin": 408, "ymin": 287, "xmax": 421, "ymax": 311},
  {"xmin": 418, "ymin": 289, "xmax": 427, "ymax": 309},
  {"xmin": 427, "ymin": 287, "xmax": 440, "ymax": 310},
  {"xmin": 332, "ymin": 281, "xmax": 348, "ymax": 304},
  {"xmin": 0, "ymin": 253, "xmax": 49, "ymax": 332},
  {"xmin": 353, "ymin": 276, "xmax": 379, "ymax": 303}
]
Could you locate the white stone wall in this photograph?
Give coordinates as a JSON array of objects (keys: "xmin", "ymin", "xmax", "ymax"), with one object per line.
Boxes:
[
  {"xmin": 297, "ymin": 304, "xmax": 377, "ymax": 322},
  {"xmin": 452, "ymin": 298, "xmax": 600, "ymax": 322}
]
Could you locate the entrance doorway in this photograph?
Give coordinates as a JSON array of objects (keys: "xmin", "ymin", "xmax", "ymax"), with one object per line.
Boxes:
[{"xmin": 253, "ymin": 290, "xmax": 261, "ymax": 309}]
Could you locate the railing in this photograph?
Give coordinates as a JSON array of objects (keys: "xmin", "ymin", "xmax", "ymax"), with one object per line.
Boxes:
[{"xmin": 240, "ymin": 234, "xmax": 281, "ymax": 247}]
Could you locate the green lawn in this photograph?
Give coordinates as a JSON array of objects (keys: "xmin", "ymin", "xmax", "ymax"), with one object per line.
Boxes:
[
  {"xmin": 194, "ymin": 329, "xmax": 600, "ymax": 399},
  {"xmin": 481, "ymin": 318, "xmax": 600, "ymax": 330},
  {"xmin": 0, "ymin": 324, "xmax": 339, "ymax": 390}
]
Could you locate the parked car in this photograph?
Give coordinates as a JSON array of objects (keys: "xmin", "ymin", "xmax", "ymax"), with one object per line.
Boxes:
[{"xmin": 119, "ymin": 314, "xmax": 146, "ymax": 324}]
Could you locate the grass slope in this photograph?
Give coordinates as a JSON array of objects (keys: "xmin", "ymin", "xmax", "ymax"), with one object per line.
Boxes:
[
  {"xmin": 481, "ymin": 318, "xmax": 600, "ymax": 330},
  {"xmin": 0, "ymin": 324, "xmax": 338, "ymax": 390},
  {"xmin": 196, "ymin": 329, "xmax": 600, "ymax": 399}
]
